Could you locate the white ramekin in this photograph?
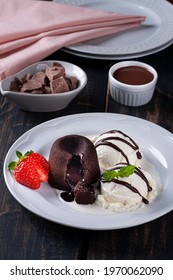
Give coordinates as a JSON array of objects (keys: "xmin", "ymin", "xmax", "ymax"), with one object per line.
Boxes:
[{"xmin": 109, "ymin": 61, "xmax": 158, "ymax": 107}]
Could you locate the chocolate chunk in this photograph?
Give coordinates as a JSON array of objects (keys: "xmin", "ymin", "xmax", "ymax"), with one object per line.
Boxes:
[
  {"xmin": 22, "ymin": 73, "xmax": 33, "ymax": 83},
  {"xmin": 44, "ymin": 86, "xmax": 51, "ymax": 94},
  {"xmin": 21, "ymin": 80, "xmax": 42, "ymax": 92},
  {"xmin": 65, "ymin": 76, "xmax": 78, "ymax": 90},
  {"xmin": 45, "ymin": 64, "xmax": 65, "ymax": 81},
  {"xmin": 74, "ymin": 181, "xmax": 95, "ymax": 204},
  {"xmin": 50, "ymin": 76, "xmax": 69, "ymax": 93},
  {"xmin": 10, "ymin": 77, "xmax": 22, "ymax": 91},
  {"xmin": 31, "ymin": 71, "xmax": 48, "ymax": 85}
]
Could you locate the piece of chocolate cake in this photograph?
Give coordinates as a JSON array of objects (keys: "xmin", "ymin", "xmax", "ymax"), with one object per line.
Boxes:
[
  {"xmin": 48, "ymin": 134, "xmax": 100, "ymax": 204},
  {"xmin": 74, "ymin": 181, "xmax": 95, "ymax": 204}
]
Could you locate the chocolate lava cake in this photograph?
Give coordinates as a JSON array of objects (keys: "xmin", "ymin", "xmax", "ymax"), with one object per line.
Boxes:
[{"xmin": 48, "ymin": 135, "xmax": 101, "ymax": 204}]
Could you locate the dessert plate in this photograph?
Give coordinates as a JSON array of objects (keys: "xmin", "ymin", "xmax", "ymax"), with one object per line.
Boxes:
[
  {"xmin": 63, "ymin": 39, "xmax": 173, "ymax": 60},
  {"xmin": 55, "ymin": 0, "xmax": 173, "ymax": 59},
  {"xmin": 3, "ymin": 113, "xmax": 173, "ymax": 230}
]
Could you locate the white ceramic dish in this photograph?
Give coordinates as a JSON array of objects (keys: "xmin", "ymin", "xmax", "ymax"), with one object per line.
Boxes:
[
  {"xmin": 0, "ymin": 60, "xmax": 87, "ymax": 112},
  {"xmin": 109, "ymin": 61, "xmax": 158, "ymax": 106},
  {"xmin": 55, "ymin": 0, "xmax": 173, "ymax": 59},
  {"xmin": 3, "ymin": 113, "xmax": 173, "ymax": 230},
  {"xmin": 63, "ymin": 39, "xmax": 173, "ymax": 60}
]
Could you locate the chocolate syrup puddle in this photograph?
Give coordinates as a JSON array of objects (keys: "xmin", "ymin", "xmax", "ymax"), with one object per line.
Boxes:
[{"xmin": 61, "ymin": 191, "xmax": 74, "ymax": 202}]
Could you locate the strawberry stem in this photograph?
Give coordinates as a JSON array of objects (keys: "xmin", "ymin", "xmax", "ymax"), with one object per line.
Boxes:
[{"xmin": 8, "ymin": 150, "xmax": 33, "ymax": 170}]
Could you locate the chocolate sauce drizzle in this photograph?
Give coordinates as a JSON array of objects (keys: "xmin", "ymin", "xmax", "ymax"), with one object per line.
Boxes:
[
  {"xmin": 101, "ymin": 163, "xmax": 152, "ymax": 204},
  {"xmin": 95, "ymin": 130, "xmax": 142, "ymax": 164}
]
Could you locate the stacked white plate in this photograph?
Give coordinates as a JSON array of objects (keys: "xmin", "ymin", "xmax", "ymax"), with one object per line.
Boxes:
[{"xmin": 54, "ymin": 0, "xmax": 173, "ymax": 59}]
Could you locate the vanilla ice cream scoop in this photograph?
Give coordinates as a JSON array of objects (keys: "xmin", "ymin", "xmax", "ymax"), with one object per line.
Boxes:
[
  {"xmin": 94, "ymin": 130, "xmax": 142, "ymax": 171},
  {"xmin": 97, "ymin": 163, "xmax": 158, "ymax": 211}
]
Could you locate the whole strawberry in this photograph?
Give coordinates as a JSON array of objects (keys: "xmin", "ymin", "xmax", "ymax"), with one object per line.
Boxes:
[{"xmin": 8, "ymin": 150, "xmax": 50, "ymax": 189}]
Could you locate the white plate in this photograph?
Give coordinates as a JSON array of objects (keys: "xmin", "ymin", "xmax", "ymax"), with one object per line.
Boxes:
[
  {"xmin": 63, "ymin": 39, "xmax": 173, "ymax": 60},
  {"xmin": 55, "ymin": 0, "xmax": 173, "ymax": 58},
  {"xmin": 3, "ymin": 113, "xmax": 173, "ymax": 230}
]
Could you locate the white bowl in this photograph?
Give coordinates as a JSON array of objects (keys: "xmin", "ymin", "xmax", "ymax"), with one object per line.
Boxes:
[
  {"xmin": 0, "ymin": 60, "xmax": 87, "ymax": 112},
  {"xmin": 109, "ymin": 61, "xmax": 158, "ymax": 107}
]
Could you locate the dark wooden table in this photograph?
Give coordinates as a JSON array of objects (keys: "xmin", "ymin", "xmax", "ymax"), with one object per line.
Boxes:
[{"xmin": 0, "ymin": 0, "xmax": 173, "ymax": 260}]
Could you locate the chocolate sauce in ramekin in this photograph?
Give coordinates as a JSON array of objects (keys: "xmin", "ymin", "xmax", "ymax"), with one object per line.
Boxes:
[{"xmin": 113, "ymin": 66, "xmax": 154, "ymax": 85}]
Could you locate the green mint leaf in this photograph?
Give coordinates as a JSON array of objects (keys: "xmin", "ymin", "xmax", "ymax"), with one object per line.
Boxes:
[
  {"xmin": 117, "ymin": 165, "xmax": 135, "ymax": 178},
  {"xmin": 102, "ymin": 170, "xmax": 119, "ymax": 181},
  {"xmin": 102, "ymin": 165, "xmax": 135, "ymax": 181}
]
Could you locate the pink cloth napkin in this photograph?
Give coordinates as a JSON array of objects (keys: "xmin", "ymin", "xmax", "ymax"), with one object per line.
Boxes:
[{"xmin": 0, "ymin": 0, "xmax": 145, "ymax": 80}]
